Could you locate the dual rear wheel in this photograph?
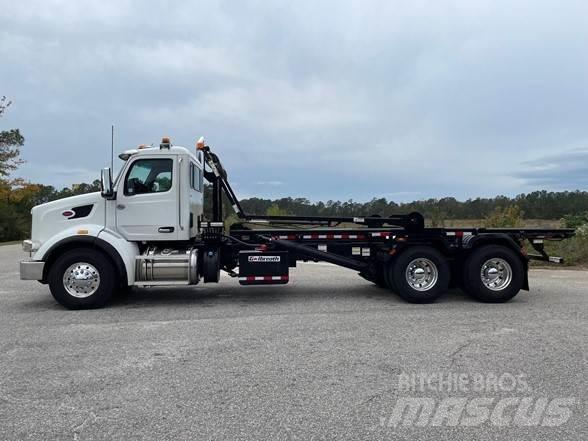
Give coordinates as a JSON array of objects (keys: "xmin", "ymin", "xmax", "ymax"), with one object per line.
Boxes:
[
  {"xmin": 375, "ymin": 245, "xmax": 524, "ymax": 303},
  {"xmin": 387, "ymin": 246, "xmax": 450, "ymax": 303},
  {"xmin": 463, "ymin": 245, "xmax": 524, "ymax": 303}
]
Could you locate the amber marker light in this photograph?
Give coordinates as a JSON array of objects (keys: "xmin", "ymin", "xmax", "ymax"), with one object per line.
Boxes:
[{"xmin": 196, "ymin": 136, "xmax": 206, "ymax": 150}]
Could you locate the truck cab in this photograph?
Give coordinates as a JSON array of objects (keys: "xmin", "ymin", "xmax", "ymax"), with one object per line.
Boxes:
[
  {"xmin": 21, "ymin": 138, "xmax": 204, "ymax": 307},
  {"xmin": 107, "ymin": 141, "xmax": 204, "ymax": 242}
]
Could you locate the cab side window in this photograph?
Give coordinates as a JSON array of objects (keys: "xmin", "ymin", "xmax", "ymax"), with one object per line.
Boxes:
[
  {"xmin": 190, "ymin": 162, "xmax": 202, "ymax": 192},
  {"xmin": 124, "ymin": 159, "xmax": 173, "ymax": 196}
]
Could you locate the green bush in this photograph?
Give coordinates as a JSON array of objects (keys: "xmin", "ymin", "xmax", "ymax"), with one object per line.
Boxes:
[
  {"xmin": 562, "ymin": 212, "xmax": 588, "ymax": 229},
  {"xmin": 576, "ymin": 224, "xmax": 588, "ymax": 238},
  {"xmin": 543, "ymin": 235, "xmax": 588, "ymax": 266},
  {"xmin": 0, "ymin": 201, "xmax": 28, "ymax": 241},
  {"xmin": 266, "ymin": 204, "xmax": 289, "ymax": 216},
  {"xmin": 483, "ymin": 205, "xmax": 523, "ymax": 228}
]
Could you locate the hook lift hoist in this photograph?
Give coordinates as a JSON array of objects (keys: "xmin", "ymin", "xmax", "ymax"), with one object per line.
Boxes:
[{"xmin": 20, "ymin": 137, "xmax": 575, "ymax": 309}]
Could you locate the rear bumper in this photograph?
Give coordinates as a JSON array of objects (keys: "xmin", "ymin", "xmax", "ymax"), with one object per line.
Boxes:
[{"xmin": 20, "ymin": 260, "xmax": 45, "ymax": 280}]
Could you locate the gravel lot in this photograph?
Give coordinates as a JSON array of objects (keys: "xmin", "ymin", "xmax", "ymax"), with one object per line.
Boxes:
[{"xmin": 0, "ymin": 243, "xmax": 586, "ymax": 440}]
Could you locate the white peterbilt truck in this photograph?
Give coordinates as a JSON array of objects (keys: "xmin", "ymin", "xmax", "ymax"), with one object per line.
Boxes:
[{"xmin": 20, "ymin": 137, "xmax": 574, "ymax": 309}]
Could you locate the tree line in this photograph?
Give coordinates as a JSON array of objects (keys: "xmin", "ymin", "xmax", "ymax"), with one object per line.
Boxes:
[
  {"xmin": 205, "ymin": 185, "xmax": 588, "ymax": 229},
  {"xmin": 4, "ymin": 176, "xmax": 588, "ymax": 242},
  {"xmin": 231, "ymin": 191, "xmax": 588, "ymax": 221}
]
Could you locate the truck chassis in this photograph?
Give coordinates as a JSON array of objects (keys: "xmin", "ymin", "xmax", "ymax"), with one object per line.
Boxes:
[{"xmin": 21, "ymin": 139, "xmax": 575, "ymax": 309}]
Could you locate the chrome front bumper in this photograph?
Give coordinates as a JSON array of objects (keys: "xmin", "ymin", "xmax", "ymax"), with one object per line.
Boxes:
[{"xmin": 20, "ymin": 260, "xmax": 45, "ymax": 280}]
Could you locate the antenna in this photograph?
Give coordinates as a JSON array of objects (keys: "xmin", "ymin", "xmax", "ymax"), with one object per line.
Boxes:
[{"xmin": 111, "ymin": 124, "xmax": 114, "ymax": 171}]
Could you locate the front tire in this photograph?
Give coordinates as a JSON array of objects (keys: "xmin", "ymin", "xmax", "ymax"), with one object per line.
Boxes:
[
  {"xmin": 463, "ymin": 245, "xmax": 524, "ymax": 303},
  {"xmin": 48, "ymin": 249, "xmax": 117, "ymax": 309},
  {"xmin": 388, "ymin": 246, "xmax": 450, "ymax": 303}
]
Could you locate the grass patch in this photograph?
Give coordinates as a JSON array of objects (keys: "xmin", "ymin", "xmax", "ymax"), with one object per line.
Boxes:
[
  {"xmin": 430, "ymin": 218, "xmax": 562, "ymax": 229},
  {"xmin": 541, "ymin": 235, "xmax": 588, "ymax": 266}
]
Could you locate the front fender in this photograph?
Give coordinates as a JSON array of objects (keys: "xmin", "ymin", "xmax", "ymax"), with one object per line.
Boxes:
[
  {"xmin": 34, "ymin": 224, "xmax": 104, "ymax": 261},
  {"xmin": 35, "ymin": 226, "xmax": 139, "ymax": 286}
]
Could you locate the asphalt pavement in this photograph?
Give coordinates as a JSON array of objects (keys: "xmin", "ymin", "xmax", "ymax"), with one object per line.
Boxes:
[{"xmin": 0, "ymin": 243, "xmax": 586, "ymax": 440}]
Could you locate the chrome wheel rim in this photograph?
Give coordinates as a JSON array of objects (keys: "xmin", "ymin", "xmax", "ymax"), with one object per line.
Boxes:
[
  {"xmin": 480, "ymin": 258, "xmax": 512, "ymax": 291},
  {"xmin": 405, "ymin": 258, "xmax": 438, "ymax": 291},
  {"xmin": 63, "ymin": 262, "xmax": 100, "ymax": 298}
]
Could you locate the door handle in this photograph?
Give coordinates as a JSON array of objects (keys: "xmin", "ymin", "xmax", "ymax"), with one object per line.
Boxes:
[
  {"xmin": 158, "ymin": 227, "xmax": 175, "ymax": 233},
  {"xmin": 116, "ymin": 204, "xmax": 125, "ymax": 210}
]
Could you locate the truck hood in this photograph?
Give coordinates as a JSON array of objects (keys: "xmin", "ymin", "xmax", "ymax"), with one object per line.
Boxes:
[
  {"xmin": 32, "ymin": 192, "xmax": 103, "ymax": 214},
  {"xmin": 31, "ymin": 192, "xmax": 106, "ymax": 249}
]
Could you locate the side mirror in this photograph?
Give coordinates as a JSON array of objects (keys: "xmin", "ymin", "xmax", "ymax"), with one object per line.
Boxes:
[{"xmin": 100, "ymin": 167, "xmax": 114, "ymax": 199}]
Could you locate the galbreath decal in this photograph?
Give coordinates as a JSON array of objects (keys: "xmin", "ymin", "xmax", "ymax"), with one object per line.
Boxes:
[{"xmin": 248, "ymin": 255, "xmax": 281, "ymax": 263}]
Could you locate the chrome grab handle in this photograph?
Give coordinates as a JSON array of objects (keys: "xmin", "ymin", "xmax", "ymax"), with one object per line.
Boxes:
[{"xmin": 178, "ymin": 157, "xmax": 184, "ymax": 230}]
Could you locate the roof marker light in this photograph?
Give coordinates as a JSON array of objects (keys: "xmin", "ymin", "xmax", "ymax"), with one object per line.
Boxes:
[
  {"xmin": 196, "ymin": 136, "xmax": 205, "ymax": 150},
  {"xmin": 160, "ymin": 137, "xmax": 171, "ymax": 149}
]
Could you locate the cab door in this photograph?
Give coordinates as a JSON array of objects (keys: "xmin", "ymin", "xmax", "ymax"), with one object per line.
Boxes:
[{"xmin": 116, "ymin": 156, "xmax": 179, "ymax": 241}]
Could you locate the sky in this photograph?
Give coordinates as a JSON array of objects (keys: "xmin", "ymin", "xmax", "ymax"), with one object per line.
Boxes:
[{"xmin": 1, "ymin": 0, "xmax": 588, "ymax": 202}]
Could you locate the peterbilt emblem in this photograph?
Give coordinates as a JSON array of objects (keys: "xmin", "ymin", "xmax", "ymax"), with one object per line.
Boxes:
[{"xmin": 248, "ymin": 256, "xmax": 281, "ymax": 263}]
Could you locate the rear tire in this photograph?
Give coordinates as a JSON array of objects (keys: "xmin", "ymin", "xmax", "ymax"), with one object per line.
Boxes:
[
  {"xmin": 48, "ymin": 249, "xmax": 117, "ymax": 309},
  {"xmin": 384, "ymin": 258, "xmax": 397, "ymax": 292},
  {"xmin": 374, "ymin": 266, "xmax": 388, "ymax": 288},
  {"xmin": 389, "ymin": 246, "xmax": 450, "ymax": 303},
  {"xmin": 463, "ymin": 245, "xmax": 524, "ymax": 303}
]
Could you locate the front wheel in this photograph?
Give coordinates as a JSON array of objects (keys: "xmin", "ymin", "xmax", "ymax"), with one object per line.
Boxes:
[
  {"xmin": 48, "ymin": 249, "xmax": 117, "ymax": 309},
  {"xmin": 463, "ymin": 245, "xmax": 524, "ymax": 303},
  {"xmin": 388, "ymin": 246, "xmax": 450, "ymax": 303}
]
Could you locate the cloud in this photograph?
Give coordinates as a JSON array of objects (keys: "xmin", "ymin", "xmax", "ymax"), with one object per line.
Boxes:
[
  {"xmin": 2, "ymin": 0, "xmax": 588, "ymax": 202},
  {"xmin": 515, "ymin": 148, "xmax": 588, "ymax": 188},
  {"xmin": 18, "ymin": 162, "xmax": 98, "ymax": 189},
  {"xmin": 256, "ymin": 181, "xmax": 284, "ymax": 186},
  {"xmin": 136, "ymin": 80, "xmax": 367, "ymax": 135}
]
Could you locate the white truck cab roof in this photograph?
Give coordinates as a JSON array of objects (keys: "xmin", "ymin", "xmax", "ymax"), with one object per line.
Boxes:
[{"xmin": 119, "ymin": 145, "xmax": 200, "ymax": 162}]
